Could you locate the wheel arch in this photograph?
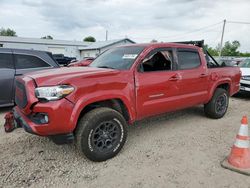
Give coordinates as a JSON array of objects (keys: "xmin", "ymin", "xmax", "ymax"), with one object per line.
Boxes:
[
  {"xmin": 70, "ymin": 96, "xmax": 135, "ymax": 132},
  {"xmin": 216, "ymin": 83, "xmax": 230, "ymax": 93},
  {"xmin": 208, "ymin": 80, "xmax": 231, "ymax": 102}
]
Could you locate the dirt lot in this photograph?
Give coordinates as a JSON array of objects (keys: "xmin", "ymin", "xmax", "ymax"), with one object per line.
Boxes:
[{"xmin": 0, "ymin": 93, "xmax": 250, "ymax": 188}]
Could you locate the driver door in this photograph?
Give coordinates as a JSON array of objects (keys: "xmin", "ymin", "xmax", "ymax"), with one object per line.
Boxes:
[{"xmin": 135, "ymin": 48, "xmax": 181, "ymax": 119}]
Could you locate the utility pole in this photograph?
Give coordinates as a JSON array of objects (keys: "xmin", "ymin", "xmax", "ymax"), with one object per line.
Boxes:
[
  {"xmin": 219, "ymin": 19, "xmax": 226, "ymax": 59},
  {"xmin": 105, "ymin": 30, "xmax": 108, "ymax": 41}
]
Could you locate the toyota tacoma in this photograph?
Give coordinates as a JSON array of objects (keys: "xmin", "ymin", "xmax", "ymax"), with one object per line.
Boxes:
[{"xmin": 4, "ymin": 41, "xmax": 241, "ymax": 161}]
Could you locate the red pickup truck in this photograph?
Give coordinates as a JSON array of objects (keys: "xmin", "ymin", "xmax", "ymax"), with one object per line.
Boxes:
[{"xmin": 5, "ymin": 41, "xmax": 241, "ymax": 161}]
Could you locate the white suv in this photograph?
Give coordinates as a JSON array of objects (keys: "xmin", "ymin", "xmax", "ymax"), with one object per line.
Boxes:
[{"xmin": 239, "ymin": 59, "xmax": 250, "ymax": 92}]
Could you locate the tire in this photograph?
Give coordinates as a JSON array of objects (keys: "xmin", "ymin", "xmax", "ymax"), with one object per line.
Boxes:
[
  {"xmin": 75, "ymin": 107, "xmax": 128, "ymax": 162},
  {"xmin": 204, "ymin": 88, "xmax": 229, "ymax": 119}
]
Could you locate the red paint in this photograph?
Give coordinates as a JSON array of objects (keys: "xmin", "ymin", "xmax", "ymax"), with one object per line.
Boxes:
[
  {"xmin": 14, "ymin": 99, "xmax": 74, "ymax": 136},
  {"xmin": 14, "ymin": 43, "xmax": 241, "ymax": 136}
]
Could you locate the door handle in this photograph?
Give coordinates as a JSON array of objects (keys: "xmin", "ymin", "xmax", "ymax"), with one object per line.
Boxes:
[
  {"xmin": 169, "ymin": 74, "xmax": 181, "ymax": 81},
  {"xmin": 200, "ymin": 73, "xmax": 208, "ymax": 78}
]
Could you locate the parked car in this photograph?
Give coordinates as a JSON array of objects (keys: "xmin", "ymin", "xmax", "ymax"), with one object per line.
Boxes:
[
  {"xmin": 52, "ymin": 54, "xmax": 76, "ymax": 66},
  {"xmin": 217, "ymin": 58, "xmax": 243, "ymax": 67},
  {"xmin": 239, "ymin": 59, "xmax": 250, "ymax": 92},
  {"xmin": 5, "ymin": 41, "xmax": 241, "ymax": 161},
  {"xmin": 218, "ymin": 59, "xmax": 237, "ymax": 67},
  {"xmin": 68, "ymin": 57, "xmax": 94, "ymax": 67},
  {"xmin": 0, "ymin": 48, "xmax": 60, "ymax": 107}
]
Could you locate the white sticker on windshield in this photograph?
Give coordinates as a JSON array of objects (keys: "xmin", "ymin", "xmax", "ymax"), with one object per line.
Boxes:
[{"xmin": 122, "ymin": 54, "xmax": 138, "ymax": 59}]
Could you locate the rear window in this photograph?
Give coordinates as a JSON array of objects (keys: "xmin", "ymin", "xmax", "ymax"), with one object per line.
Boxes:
[
  {"xmin": 177, "ymin": 50, "xmax": 201, "ymax": 70},
  {"xmin": 90, "ymin": 46, "xmax": 145, "ymax": 70},
  {"xmin": 15, "ymin": 54, "xmax": 50, "ymax": 69},
  {"xmin": 0, "ymin": 53, "xmax": 14, "ymax": 69}
]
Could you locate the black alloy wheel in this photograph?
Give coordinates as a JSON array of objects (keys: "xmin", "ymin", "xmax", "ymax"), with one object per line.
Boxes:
[{"xmin": 91, "ymin": 120, "xmax": 121, "ymax": 153}]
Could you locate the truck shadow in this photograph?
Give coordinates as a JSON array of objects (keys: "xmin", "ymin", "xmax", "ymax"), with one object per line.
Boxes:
[
  {"xmin": 0, "ymin": 107, "xmax": 12, "ymax": 113},
  {"xmin": 232, "ymin": 92, "xmax": 250, "ymax": 100},
  {"xmin": 128, "ymin": 105, "xmax": 205, "ymax": 131}
]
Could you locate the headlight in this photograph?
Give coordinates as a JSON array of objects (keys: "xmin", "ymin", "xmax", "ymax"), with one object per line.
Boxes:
[
  {"xmin": 35, "ymin": 85, "xmax": 74, "ymax": 101},
  {"xmin": 241, "ymin": 76, "xmax": 250, "ymax": 81}
]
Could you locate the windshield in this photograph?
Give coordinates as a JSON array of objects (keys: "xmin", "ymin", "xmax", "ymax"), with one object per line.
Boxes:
[
  {"xmin": 90, "ymin": 46, "xmax": 145, "ymax": 70},
  {"xmin": 239, "ymin": 59, "xmax": 250, "ymax": 68}
]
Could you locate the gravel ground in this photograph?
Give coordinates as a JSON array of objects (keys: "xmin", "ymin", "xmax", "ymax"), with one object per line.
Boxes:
[{"xmin": 0, "ymin": 93, "xmax": 250, "ymax": 188}]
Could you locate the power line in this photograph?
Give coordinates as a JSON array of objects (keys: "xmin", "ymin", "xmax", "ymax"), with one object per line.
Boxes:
[
  {"xmin": 227, "ymin": 21, "xmax": 250, "ymax": 25},
  {"xmin": 164, "ymin": 26, "xmax": 222, "ymax": 41},
  {"xmin": 124, "ymin": 20, "xmax": 250, "ymax": 42},
  {"xmin": 161, "ymin": 21, "xmax": 223, "ymax": 39},
  {"xmin": 129, "ymin": 21, "xmax": 223, "ymax": 41}
]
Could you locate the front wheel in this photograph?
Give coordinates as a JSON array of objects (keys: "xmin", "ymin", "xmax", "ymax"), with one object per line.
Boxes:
[
  {"xmin": 76, "ymin": 107, "xmax": 127, "ymax": 162},
  {"xmin": 204, "ymin": 88, "xmax": 229, "ymax": 119}
]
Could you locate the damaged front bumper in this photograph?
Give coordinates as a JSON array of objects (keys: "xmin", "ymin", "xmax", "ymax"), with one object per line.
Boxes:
[
  {"xmin": 3, "ymin": 107, "xmax": 74, "ymax": 145},
  {"xmin": 4, "ymin": 108, "xmax": 35, "ymax": 134}
]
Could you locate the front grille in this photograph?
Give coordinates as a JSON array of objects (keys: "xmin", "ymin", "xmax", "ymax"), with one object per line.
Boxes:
[
  {"xmin": 15, "ymin": 80, "xmax": 28, "ymax": 108},
  {"xmin": 241, "ymin": 83, "xmax": 250, "ymax": 88}
]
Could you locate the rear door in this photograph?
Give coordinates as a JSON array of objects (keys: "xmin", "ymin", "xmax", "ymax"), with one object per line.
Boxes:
[
  {"xmin": 175, "ymin": 48, "xmax": 209, "ymax": 107},
  {"xmin": 0, "ymin": 50, "xmax": 15, "ymax": 106},
  {"xmin": 14, "ymin": 53, "xmax": 52, "ymax": 75}
]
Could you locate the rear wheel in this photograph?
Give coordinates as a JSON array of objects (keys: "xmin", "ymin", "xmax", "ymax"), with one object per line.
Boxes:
[
  {"xmin": 76, "ymin": 107, "xmax": 127, "ymax": 162},
  {"xmin": 204, "ymin": 88, "xmax": 229, "ymax": 119}
]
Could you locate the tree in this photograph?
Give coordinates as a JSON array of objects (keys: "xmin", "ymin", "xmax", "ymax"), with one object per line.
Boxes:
[
  {"xmin": 0, "ymin": 28, "xmax": 17, "ymax": 36},
  {"xmin": 204, "ymin": 44, "xmax": 219, "ymax": 56},
  {"xmin": 221, "ymin": 40, "xmax": 240, "ymax": 56},
  {"xmin": 83, "ymin": 36, "xmax": 96, "ymax": 42},
  {"xmin": 41, "ymin": 35, "xmax": 53, "ymax": 39},
  {"xmin": 239, "ymin": 52, "xmax": 250, "ymax": 57}
]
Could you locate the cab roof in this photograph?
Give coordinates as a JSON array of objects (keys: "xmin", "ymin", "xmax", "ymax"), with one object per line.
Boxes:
[{"xmin": 119, "ymin": 42, "xmax": 202, "ymax": 50}]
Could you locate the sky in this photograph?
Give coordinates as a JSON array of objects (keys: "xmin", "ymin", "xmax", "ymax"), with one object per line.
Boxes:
[{"xmin": 0, "ymin": 0, "xmax": 250, "ymax": 51}]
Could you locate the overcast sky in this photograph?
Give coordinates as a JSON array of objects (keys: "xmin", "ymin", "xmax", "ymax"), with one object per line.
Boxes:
[{"xmin": 0, "ymin": 0, "xmax": 250, "ymax": 51}]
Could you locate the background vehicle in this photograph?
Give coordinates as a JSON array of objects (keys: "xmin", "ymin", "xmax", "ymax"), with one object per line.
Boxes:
[
  {"xmin": 52, "ymin": 54, "xmax": 76, "ymax": 66},
  {"xmin": 68, "ymin": 57, "xmax": 94, "ymax": 67},
  {"xmin": 216, "ymin": 59, "xmax": 237, "ymax": 67},
  {"xmin": 0, "ymin": 48, "xmax": 60, "ymax": 107},
  {"xmin": 214, "ymin": 58, "xmax": 243, "ymax": 67},
  {"xmin": 239, "ymin": 59, "xmax": 250, "ymax": 92},
  {"xmin": 7, "ymin": 41, "xmax": 241, "ymax": 161}
]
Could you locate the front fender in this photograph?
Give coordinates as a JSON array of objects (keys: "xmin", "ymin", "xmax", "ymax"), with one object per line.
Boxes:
[{"xmin": 69, "ymin": 92, "xmax": 136, "ymax": 130}]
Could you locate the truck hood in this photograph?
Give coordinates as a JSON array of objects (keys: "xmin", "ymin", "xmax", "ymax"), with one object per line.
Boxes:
[
  {"xmin": 25, "ymin": 67, "xmax": 120, "ymax": 86},
  {"xmin": 240, "ymin": 68, "xmax": 250, "ymax": 76}
]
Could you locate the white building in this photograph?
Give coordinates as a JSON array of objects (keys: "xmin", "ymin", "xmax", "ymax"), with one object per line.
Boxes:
[
  {"xmin": 78, "ymin": 38, "xmax": 135, "ymax": 58},
  {"xmin": 0, "ymin": 36, "xmax": 135, "ymax": 60}
]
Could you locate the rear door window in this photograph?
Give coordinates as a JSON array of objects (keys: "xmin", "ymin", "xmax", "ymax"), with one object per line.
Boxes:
[
  {"xmin": 177, "ymin": 50, "xmax": 201, "ymax": 70},
  {"xmin": 0, "ymin": 53, "xmax": 14, "ymax": 69},
  {"xmin": 14, "ymin": 54, "xmax": 50, "ymax": 69}
]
